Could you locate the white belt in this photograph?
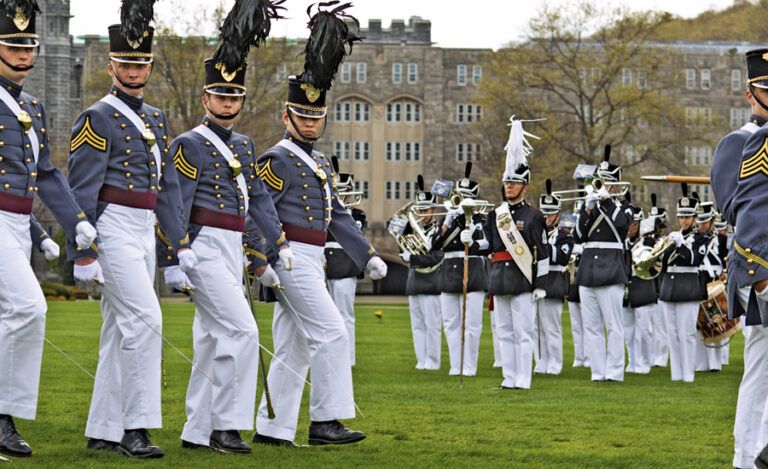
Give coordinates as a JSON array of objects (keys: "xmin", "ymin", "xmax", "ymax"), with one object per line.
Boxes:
[
  {"xmin": 549, "ymin": 265, "xmax": 566, "ymax": 273},
  {"xmin": 444, "ymin": 251, "xmax": 482, "ymax": 259},
  {"xmin": 324, "ymin": 241, "xmax": 342, "ymax": 249},
  {"xmin": 584, "ymin": 241, "xmax": 623, "ymax": 250},
  {"xmin": 667, "ymin": 266, "xmax": 699, "ymax": 274}
]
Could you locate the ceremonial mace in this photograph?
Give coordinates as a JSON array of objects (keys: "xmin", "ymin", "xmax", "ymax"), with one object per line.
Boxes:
[{"xmin": 458, "ymin": 199, "xmax": 476, "ymax": 387}]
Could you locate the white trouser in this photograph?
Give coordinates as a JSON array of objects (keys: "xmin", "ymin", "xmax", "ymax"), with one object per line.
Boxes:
[
  {"xmin": 623, "ymin": 304, "xmax": 653, "ymax": 374},
  {"xmin": 256, "ymin": 242, "xmax": 354, "ymax": 442},
  {"xmin": 651, "ymin": 303, "xmax": 669, "ymax": 367},
  {"xmin": 695, "ymin": 335, "xmax": 722, "ymax": 372},
  {"xmin": 495, "ymin": 293, "xmax": 536, "ymax": 389},
  {"xmin": 490, "ymin": 303, "xmax": 502, "ymax": 367},
  {"xmin": 568, "ymin": 302, "xmax": 589, "ymax": 367},
  {"xmin": 327, "ymin": 277, "xmax": 358, "ymax": 366},
  {"xmin": 579, "ymin": 285, "xmax": 625, "ymax": 381},
  {"xmin": 440, "ymin": 291, "xmax": 484, "ymax": 376},
  {"xmin": 734, "ymin": 287, "xmax": 768, "ymax": 468},
  {"xmin": 181, "ymin": 227, "xmax": 259, "ymax": 446},
  {"xmin": 407, "ymin": 294, "xmax": 442, "ymax": 370},
  {"xmin": 660, "ymin": 301, "xmax": 698, "ymax": 382},
  {"xmin": 533, "ymin": 298, "xmax": 563, "ymax": 374},
  {"xmin": 85, "ymin": 204, "xmax": 162, "ymax": 442},
  {"xmin": 722, "ymin": 340, "xmax": 730, "ymax": 365},
  {"xmin": 0, "ymin": 211, "xmax": 46, "ymax": 420}
]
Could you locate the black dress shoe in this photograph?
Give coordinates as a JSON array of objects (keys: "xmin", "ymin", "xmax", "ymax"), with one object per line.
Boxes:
[
  {"xmin": 119, "ymin": 429, "xmax": 164, "ymax": 459},
  {"xmin": 308, "ymin": 420, "xmax": 365, "ymax": 446},
  {"xmin": 0, "ymin": 415, "xmax": 31, "ymax": 457},
  {"xmin": 756, "ymin": 443, "xmax": 768, "ymax": 469},
  {"xmin": 181, "ymin": 440, "xmax": 209, "ymax": 450},
  {"xmin": 251, "ymin": 432, "xmax": 297, "ymax": 447},
  {"xmin": 87, "ymin": 438, "xmax": 119, "ymax": 452},
  {"xmin": 495, "ymin": 385, "xmax": 516, "ymax": 390},
  {"xmin": 210, "ymin": 430, "xmax": 251, "ymax": 454}
]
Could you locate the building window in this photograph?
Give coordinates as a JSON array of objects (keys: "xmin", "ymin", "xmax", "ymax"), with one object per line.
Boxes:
[
  {"xmin": 386, "ymin": 142, "xmax": 402, "ymax": 161},
  {"xmin": 636, "ymin": 70, "xmax": 647, "ymax": 89},
  {"xmin": 457, "ymin": 64, "xmax": 467, "ymax": 85},
  {"xmin": 407, "ymin": 63, "xmax": 418, "ymax": 84},
  {"xmin": 622, "ymin": 68, "xmax": 632, "ymax": 86},
  {"xmin": 353, "ymin": 181, "xmax": 369, "ymax": 198},
  {"xmin": 334, "ymin": 141, "xmax": 353, "ymax": 160},
  {"xmin": 456, "ymin": 143, "xmax": 481, "ymax": 162},
  {"xmin": 691, "ymin": 183, "xmax": 711, "ymax": 200},
  {"xmin": 356, "ymin": 63, "xmax": 367, "ymax": 83},
  {"xmin": 354, "ymin": 141, "xmax": 369, "ymax": 161},
  {"xmin": 700, "ymin": 69, "xmax": 711, "ymax": 90},
  {"xmin": 387, "ymin": 100, "xmax": 420, "ymax": 122},
  {"xmin": 732, "ymin": 69, "xmax": 743, "ymax": 91},
  {"xmin": 276, "ymin": 64, "xmax": 287, "ymax": 82},
  {"xmin": 685, "ymin": 107, "xmax": 711, "ymax": 126},
  {"xmin": 404, "ymin": 181, "xmax": 413, "ymax": 200},
  {"xmin": 335, "ymin": 99, "xmax": 369, "ymax": 122},
  {"xmin": 473, "ymin": 65, "xmax": 482, "ymax": 84},
  {"xmin": 730, "ymin": 107, "xmax": 751, "ymax": 127},
  {"xmin": 685, "ymin": 69, "xmax": 696, "ymax": 90},
  {"xmin": 456, "ymin": 103, "xmax": 483, "ymax": 123},
  {"xmin": 394, "ymin": 181, "xmax": 401, "ymax": 199},
  {"xmin": 385, "ymin": 181, "xmax": 392, "ymax": 199},
  {"xmin": 684, "ymin": 146, "xmax": 713, "ymax": 166},
  {"xmin": 392, "ymin": 62, "xmax": 402, "ymax": 84},
  {"xmin": 341, "ymin": 63, "xmax": 351, "ymax": 83}
]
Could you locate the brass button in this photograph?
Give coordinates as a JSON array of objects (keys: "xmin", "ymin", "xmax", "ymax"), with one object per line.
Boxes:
[
  {"xmin": 150, "ymin": 161, "xmax": 156, "ymax": 166},
  {"xmin": 140, "ymin": 113, "xmax": 146, "ymax": 118},
  {"xmin": 151, "ymin": 173, "xmax": 157, "ymax": 178},
  {"xmin": 30, "ymin": 171, "xmax": 36, "ymax": 177},
  {"xmin": 150, "ymin": 186, "xmax": 156, "ymax": 191},
  {"xmin": 239, "ymin": 205, "xmax": 245, "ymax": 211},
  {"xmin": 153, "ymin": 112, "xmax": 159, "ymax": 117},
  {"xmin": 748, "ymin": 258, "xmax": 754, "ymax": 264},
  {"xmin": 205, "ymin": 141, "xmax": 212, "ymax": 146},
  {"xmin": 305, "ymin": 206, "xmax": 310, "ymax": 211},
  {"xmin": 128, "ymin": 184, "xmax": 134, "ymax": 190},
  {"xmin": 216, "ymin": 194, "xmax": 222, "ymax": 199},
  {"xmin": 0, "ymin": 169, "xmax": 5, "ymax": 175},
  {"xmin": 24, "ymin": 144, "xmax": 30, "ymax": 149},
  {"xmin": 214, "ymin": 163, "xmax": 221, "ymax": 168},
  {"xmin": 2, "ymin": 183, "xmax": 8, "ymax": 190},
  {"xmin": 0, "ymin": 156, "xmax": 3, "ymax": 162},
  {"xmin": 239, "ymin": 195, "xmax": 244, "ymax": 200},
  {"xmin": 125, "ymin": 136, "xmax": 131, "ymax": 141},
  {"xmin": 307, "ymin": 216, "xmax": 314, "ymax": 221},
  {"xmin": 229, "ymin": 144, "xmax": 235, "ymax": 149},
  {"xmin": 211, "ymin": 151, "xmax": 218, "ymax": 156},
  {"xmin": 302, "ymin": 195, "xmax": 308, "ymax": 200},
  {"xmin": 113, "ymin": 113, "xmax": 120, "ymax": 118},
  {"xmin": 303, "ymin": 183, "xmax": 309, "ymax": 189},
  {"xmin": 301, "ymin": 172, "xmax": 306, "ymax": 177},
  {"xmin": 27, "ymin": 186, "xmax": 33, "ymax": 192},
  {"xmin": 125, "ymin": 172, "xmax": 132, "ymax": 178},
  {"xmin": 746, "ymin": 248, "xmax": 752, "ymax": 254},
  {"xmin": 120, "ymin": 123, "xmax": 126, "ymax": 129},
  {"xmin": 219, "ymin": 203, "xmax": 225, "ymax": 209},
  {"xmin": 25, "ymin": 158, "xmax": 31, "ymax": 163},
  {"xmin": 125, "ymin": 149, "xmax": 131, "ymax": 155},
  {"xmin": 214, "ymin": 184, "xmax": 220, "ymax": 190},
  {"xmin": 40, "ymin": 128, "xmax": 45, "ymax": 134},
  {"xmin": 247, "ymin": 150, "xmax": 252, "ymax": 156},
  {"xmin": 214, "ymin": 175, "xmax": 220, "ymax": 180},
  {"xmin": 749, "ymin": 270, "xmax": 756, "ymax": 276},
  {"xmin": 166, "ymin": 256, "xmax": 173, "ymax": 261},
  {"xmin": 159, "ymin": 123, "xmax": 164, "ymax": 128},
  {"xmin": 123, "ymin": 161, "xmax": 129, "ymax": 167}
]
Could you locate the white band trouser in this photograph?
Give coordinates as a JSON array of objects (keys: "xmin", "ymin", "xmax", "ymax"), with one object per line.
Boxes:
[
  {"xmin": 256, "ymin": 242, "xmax": 354, "ymax": 442},
  {"xmin": 0, "ymin": 211, "xmax": 46, "ymax": 419},
  {"xmin": 327, "ymin": 277, "xmax": 358, "ymax": 366},
  {"xmin": 622, "ymin": 304, "xmax": 653, "ymax": 374},
  {"xmin": 440, "ymin": 291, "xmax": 484, "ymax": 376},
  {"xmin": 568, "ymin": 301, "xmax": 589, "ymax": 367},
  {"xmin": 495, "ymin": 293, "xmax": 536, "ymax": 388},
  {"xmin": 85, "ymin": 204, "xmax": 162, "ymax": 442},
  {"xmin": 408, "ymin": 294, "xmax": 442, "ymax": 370},
  {"xmin": 579, "ymin": 284, "xmax": 625, "ymax": 381},
  {"xmin": 695, "ymin": 333, "xmax": 722, "ymax": 372},
  {"xmin": 490, "ymin": 304, "xmax": 502, "ymax": 367},
  {"xmin": 660, "ymin": 300, "xmax": 699, "ymax": 382},
  {"xmin": 651, "ymin": 303, "xmax": 669, "ymax": 367},
  {"xmin": 533, "ymin": 298, "xmax": 563, "ymax": 374},
  {"xmin": 180, "ymin": 226, "xmax": 259, "ymax": 446}
]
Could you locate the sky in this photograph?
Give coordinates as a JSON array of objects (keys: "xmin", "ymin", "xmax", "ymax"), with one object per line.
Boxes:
[{"xmin": 69, "ymin": 0, "xmax": 738, "ymax": 50}]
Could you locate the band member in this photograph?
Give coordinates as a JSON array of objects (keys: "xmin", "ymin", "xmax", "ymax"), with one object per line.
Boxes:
[
  {"xmin": 713, "ymin": 215, "xmax": 731, "ymax": 366},
  {"xmin": 574, "ymin": 146, "xmax": 629, "ymax": 382},
  {"xmin": 66, "ymin": 14, "xmax": 196, "ymax": 457},
  {"xmin": 325, "ymin": 159, "xmax": 367, "ymax": 366},
  {"xmin": 565, "ymin": 212, "xmax": 588, "ymax": 368},
  {"xmin": 648, "ymin": 194, "xmax": 669, "ymax": 367},
  {"xmin": 694, "ymin": 201, "xmax": 722, "ymax": 372},
  {"xmin": 658, "ymin": 185, "xmax": 707, "ymax": 383},
  {"xmin": 712, "ymin": 48, "xmax": 768, "ymax": 469},
  {"xmin": 534, "ymin": 180, "xmax": 572, "ymax": 375},
  {"xmin": 0, "ymin": 1, "xmax": 97, "ymax": 457},
  {"xmin": 433, "ymin": 162, "xmax": 489, "ymax": 377},
  {"xmin": 253, "ymin": 3, "xmax": 386, "ymax": 446},
  {"xmin": 400, "ymin": 176, "xmax": 443, "ymax": 370},
  {"xmin": 623, "ymin": 200, "xmax": 655, "ymax": 374}
]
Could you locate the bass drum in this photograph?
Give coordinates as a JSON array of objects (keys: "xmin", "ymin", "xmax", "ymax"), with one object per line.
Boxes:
[{"xmin": 697, "ymin": 280, "xmax": 741, "ymax": 346}]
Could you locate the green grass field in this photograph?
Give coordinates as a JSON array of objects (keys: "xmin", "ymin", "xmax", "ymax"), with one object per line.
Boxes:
[{"xmin": 10, "ymin": 300, "xmax": 741, "ymax": 468}]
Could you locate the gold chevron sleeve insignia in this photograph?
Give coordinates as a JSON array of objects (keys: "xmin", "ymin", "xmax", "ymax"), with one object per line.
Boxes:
[
  {"xmin": 740, "ymin": 138, "xmax": 768, "ymax": 180},
  {"xmin": 259, "ymin": 159, "xmax": 284, "ymax": 191},
  {"xmin": 172, "ymin": 144, "xmax": 198, "ymax": 180},
  {"xmin": 70, "ymin": 116, "xmax": 107, "ymax": 153}
]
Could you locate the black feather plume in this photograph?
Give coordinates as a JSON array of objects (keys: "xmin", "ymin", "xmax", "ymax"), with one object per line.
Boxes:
[
  {"xmin": 546, "ymin": 179, "xmax": 552, "ymax": 195},
  {"xmin": 120, "ymin": 0, "xmax": 157, "ymax": 45},
  {"xmin": 213, "ymin": 0, "xmax": 286, "ymax": 74},
  {"xmin": 625, "ymin": 190, "xmax": 632, "ymax": 203},
  {"xmin": 651, "ymin": 193, "xmax": 657, "ymax": 207},
  {"xmin": 301, "ymin": 1, "xmax": 362, "ymax": 91},
  {"xmin": 465, "ymin": 162, "xmax": 472, "ymax": 179},
  {"xmin": 603, "ymin": 144, "xmax": 611, "ymax": 163},
  {"xmin": 0, "ymin": 0, "xmax": 39, "ymax": 21},
  {"xmin": 331, "ymin": 155, "xmax": 339, "ymax": 173},
  {"xmin": 417, "ymin": 175, "xmax": 424, "ymax": 192},
  {"xmin": 691, "ymin": 191, "xmax": 699, "ymax": 201},
  {"xmin": 681, "ymin": 183, "xmax": 688, "ymax": 197}
]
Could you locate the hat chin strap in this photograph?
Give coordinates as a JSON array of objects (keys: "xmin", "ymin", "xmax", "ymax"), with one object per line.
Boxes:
[
  {"xmin": 112, "ymin": 63, "xmax": 151, "ymax": 89},
  {"xmin": 286, "ymin": 107, "xmax": 326, "ymax": 142},
  {"xmin": 750, "ymin": 84, "xmax": 768, "ymax": 112},
  {"xmin": 0, "ymin": 53, "xmax": 34, "ymax": 72},
  {"xmin": 204, "ymin": 103, "xmax": 240, "ymax": 121}
]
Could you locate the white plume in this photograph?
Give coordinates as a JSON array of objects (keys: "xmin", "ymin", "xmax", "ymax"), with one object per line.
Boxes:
[{"xmin": 502, "ymin": 115, "xmax": 540, "ymax": 180}]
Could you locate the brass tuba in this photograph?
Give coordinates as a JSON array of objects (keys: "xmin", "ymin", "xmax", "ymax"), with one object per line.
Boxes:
[
  {"xmin": 387, "ymin": 201, "xmax": 442, "ymax": 274},
  {"xmin": 632, "ymin": 236, "xmax": 676, "ymax": 280}
]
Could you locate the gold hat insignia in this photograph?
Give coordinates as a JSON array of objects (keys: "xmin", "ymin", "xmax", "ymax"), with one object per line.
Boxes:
[
  {"xmin": 763, "ymin": 52, "xmax": 768, "ymax": 62},
  {"xmin": 13, "ymin": 8, "xmax": 29, "ymax": 31},
  {"xmin": 300, "ymin": 83, "xmax": 321, "ymax": 103},
  {"xmin": 215, "ymin": 62, "xmax": 239, "ymax": 83}
]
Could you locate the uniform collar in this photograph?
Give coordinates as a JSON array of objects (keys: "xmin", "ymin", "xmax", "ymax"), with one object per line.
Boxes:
[
  {"xmin": 202, "ymin": 116, "xmax": 233, "ymax": 141},
  {"xmin": 284, "ymin": 131, "xmax": 314, "ymax": 154},
  {"xmin": 508, "ymin": 199, "xmax": 526, "ymax": 210},
  {"xmin": 682, "ymin": 227, "xmax": 693, "ymax": 235},
  {"xmin": 109, "ymin": 85, "xmax": 144, "ymax": 111},
  {"xmin": 0, "ymin": 75, "xmax": 22, "ymax": 98},
  {"xmin": 751, "ymin": 114, "xmax": 767, "ymax": 127}
]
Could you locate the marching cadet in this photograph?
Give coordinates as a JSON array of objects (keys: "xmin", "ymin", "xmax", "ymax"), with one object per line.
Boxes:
[
  {"xmin": 66, "ymin": 13, "xmax": 197, "ymax": 457},
  {"xmin": 623, "ymin": 201, "xmax": 655, "ymax": 374},
  {"xmin": 433, "ymin": 162, "xmax": 489, "ymax": 377},
  {"xmin": 401, "ymin": 176, "xmax": 444, "ymax": 371},
  {"xmin": 253, "ymin": 3, "xmax": 387, "ymax": 447},
  {"xmin": 712, "ymin": 48, "xmax": 768, "ymax": 469},
  {"xmin": 484, "ymin": 118, "xmax": 548, "ymax": 389},
  {"xmin": 574, "ymin": 146, "xmax": 629, "ymax": 382},
  {"xmin": 325, "ymin": 159, "xmax": 367, "ymax": 366},
  {"xmin": 534, "ymin": 180, "xmax": 572, "ymax": 375},
  {"xmin": 0, "ymin": 1, "xmax": 98, "ymax": 457},
  {"xmin": 694, "ymin": 201, "xmax": 723, "ymax": 373},
  {"xmin": 658, "ymin": 185, "xmax": 707, "ymax": 383},
  {"xmin": 648, "ymin": 194, "xmax": 670, "ymax": 367},
  {"xmin": 566, "ymin": 210, "xmax": 588, "ymax": 368}
]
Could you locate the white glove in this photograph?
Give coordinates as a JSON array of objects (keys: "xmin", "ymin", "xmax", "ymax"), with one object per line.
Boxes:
[
  {"xmin": 400, "ymin": 251, "xmax": 411, "ymax": 263},
  {"xmin": 460, "ymin": 229, "xmax": 473, "ymax": 245},
  {"xmin": 177, "ymin": 248, "xmax": 198, "ymax": 273},
  {"xmin": 669, "ymin": 231, "xmax": 684, "ymax": 247},
  {"xmin": 257, "ymin": 264, "xmax": 282, "ymax": 289},
  {"xmin": 75, "ymin": 221, "xmax": 97, "ymax": 250},
  {"xmin": 164, "ymin": 266, "xmax": 195, "ymax": 292},
  {"xmin": 366, "ymin": 256, "xmax": 388, "ymax": 280},
  {"xmin": 444, "ymin": 208, "xmax": 461, "ymax": 227},
  {"xmin": 572, "ymin": 244, "xmax": 584, "ymax": 256},
  {"xmin": 278, "ymin": 247, "xmax": 295, "ymax": 271},
  {"xmin": 41, "ymin": 238, "xmax": 60, "ymax": 260},
  {"xmin": 585, "ymin": 193, "xmax": 599, "ymax": 210},
  {"xmin": 757, "ymin": 283, "xmax": 768, "ymax": 302},
  {"xmin": 597, "ymin": 186, "xmax": 611, "ymax": 201},
  {"xmin": 531, "ymin": 288, "xmax": 546, "ymax": 302},
  {"xmin": 74, "ymin": 261, "xmax": 104, "ymax": 285}
]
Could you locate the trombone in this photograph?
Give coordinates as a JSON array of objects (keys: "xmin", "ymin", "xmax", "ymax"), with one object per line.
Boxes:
[
  {"xmin": 552, "ymin": 175, "xmax": 630, "ymax": 203},
  {"xmin": 422, "ymin": 187, "xmax": 496, "ymax": 217}
]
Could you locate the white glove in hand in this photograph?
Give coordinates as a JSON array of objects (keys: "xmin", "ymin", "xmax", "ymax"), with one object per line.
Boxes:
[
  {"xmin": 164, "ymin": 266, "xmax": 195, "ymax": 292},
  {"xmin": 756, "ymin": 283, "xmax": 768, "ymax": 302},
  {"xmin": 460, "ymin": 229, "xmax": 473, "ymax": 245},
  {"xmin": 75, "ymin": 221, "xmax": 97, "ymax": 250},
  {"xmin": 669, "ymin": 231, "xmax": 684, "ymax": 248},
  {"xmin": 257, "ymin": 265, "xmax": 282, "ymax": 289},
  {"xmin": 74, "ymin": 261, "xmax": 104, "ymax": 285},
  {"xmin": 585, "ymin": 193, "xmax": 599, "ymax": 210},
  {"xmin": 597, "ymin": 186, "xmax": 611, "ymax": 201},
  {"xmin": 278, "ymin": 246, "xmax": 295, "ymax": 271},
  {"xmin": 41, "ymin": 238, "xmax": 60, "ymax": 260},
  {"xmin": 366, "ymin": 256, "xmax": 388, "ymax": 280},
  {"xmin": 571, "ymin": 244, "xmax": 584, "ymax": 256},
  {"xmin": 444, "ymin": 208, "xmax": 461, "ymax": 227},
  {"xmin": 177, "ymin": 248, "xmax": 198, "ymax": 273},
  {"xmin": 531, "ymin": 288, "xmax": 546, "ymax": 302},
  {"xmin": 400, "ymin": 251, "xmax": 411, "ymax": 263}
]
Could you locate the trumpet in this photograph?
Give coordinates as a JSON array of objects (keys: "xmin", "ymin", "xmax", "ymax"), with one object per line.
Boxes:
[
  {"xmin": 551, "ymin": 177, "xmax": 631, "ymax": 203},
  {"xmin": 426, "ymin": 188, "xmax": 496, "ymax": 217}
]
